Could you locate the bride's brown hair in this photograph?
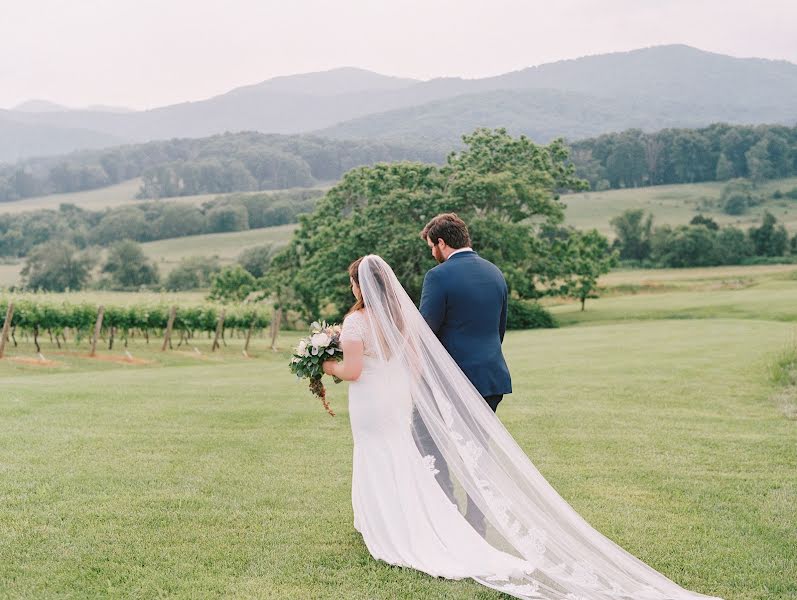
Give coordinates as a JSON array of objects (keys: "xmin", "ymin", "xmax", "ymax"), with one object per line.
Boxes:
[
  {"xmin": 346, "ymin": 255, "xmax": 406, "ymax": 358},
  {"xmin": 347, "ymin": 257, "xmax": 365, "ymax": 315},
  {"xmin": 347, "ymin": 256, "xmax": 394, "ymax": 321}
]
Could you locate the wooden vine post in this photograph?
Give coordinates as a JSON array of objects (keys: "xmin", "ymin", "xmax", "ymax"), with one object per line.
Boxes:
[
  {"xmin": 0, "ymin": 302, "xmax": 13, "ymax": 359},
  {"xmin": 211, "ymin": 309, "xmax": 226, "ymax": 352},
  {"xmin": 90, "ymin": 305, "xmax": 104, "ymax": 357},
  {"xmin": 161, "ymin": 305, "xmax": 177, "ymax": 351},
  {"xmin": 270, "ymin": 307, "xmax": 282, "ymax": 351},
  {"xmin": 243, "ymin": 319, "xmax": 255, "ymax": 356}
]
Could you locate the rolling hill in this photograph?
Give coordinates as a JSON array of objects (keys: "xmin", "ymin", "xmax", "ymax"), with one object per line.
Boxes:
[
  {"xmin": 0, "ymin": 114, "xmax": 128, "ymax": 162},
  {"xmin": 318, "ymin": 45, "xmax": 797, "ymax": 143},
  {"xmin": 3, "ymin": 45, "xmax": 797, "ymax": 161},
  {"xmin": 315, "ymin": 88, "xmax": 726, "ymax": 143}
]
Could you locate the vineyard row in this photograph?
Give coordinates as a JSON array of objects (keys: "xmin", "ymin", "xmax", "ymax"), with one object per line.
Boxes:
[{"xmin": 0, "ymin": 299, "xmax": 275, "ymax": 356}]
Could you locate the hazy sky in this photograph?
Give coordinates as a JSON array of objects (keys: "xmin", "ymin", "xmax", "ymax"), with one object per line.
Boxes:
[{"xmin": 2, "ymin": 0, "xmax": 796, "ymax": 110}]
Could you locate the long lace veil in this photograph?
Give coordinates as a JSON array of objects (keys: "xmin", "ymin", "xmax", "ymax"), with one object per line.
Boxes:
[{"xmin": 357, "ymin": 255, "xmax": 722, "ymax": 600}]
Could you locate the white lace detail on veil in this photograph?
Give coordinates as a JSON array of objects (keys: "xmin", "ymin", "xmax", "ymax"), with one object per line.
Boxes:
[{"xmin": 356, "ymin": 254, "xmax": 722, "ymax": 600}]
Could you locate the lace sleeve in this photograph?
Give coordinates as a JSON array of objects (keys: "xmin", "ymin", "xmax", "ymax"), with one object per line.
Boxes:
[{"xmin": 340, "ymin": 311, "xmax": 366, "ymax": 344}]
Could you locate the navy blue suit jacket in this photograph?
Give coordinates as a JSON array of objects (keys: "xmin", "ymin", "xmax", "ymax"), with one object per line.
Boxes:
[{"xmin": 419, "ymin": 251, "xmax": 512, "ymax": 397}]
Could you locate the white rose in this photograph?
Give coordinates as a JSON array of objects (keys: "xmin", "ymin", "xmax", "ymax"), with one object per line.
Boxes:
[
  {"xmin": 310, "ymin": 332, "xmax": 331, "ymax": 348},
  {"xmin": 296, "ymin": 340, "xmax": 307, "ymax": 355}
]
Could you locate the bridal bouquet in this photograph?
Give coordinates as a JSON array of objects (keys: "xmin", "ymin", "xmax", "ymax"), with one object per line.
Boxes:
[{"xmin": 289, "ymin": 321, "xmax": 343, "ymax": 416}]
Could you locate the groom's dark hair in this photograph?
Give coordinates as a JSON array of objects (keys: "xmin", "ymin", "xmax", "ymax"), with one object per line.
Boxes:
[{"xmin": 420, "ymin": 213, "xmax": 471, "ymax": 249}]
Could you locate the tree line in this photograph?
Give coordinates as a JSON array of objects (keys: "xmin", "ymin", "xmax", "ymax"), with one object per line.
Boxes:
[
  {"xmin": 0, "ymin": 132, "xmax": 449, "ymax": 202},
  {"xmin": 4, "ymin": 123, "xmax": 797, "ymax": 204},
  {"xmin": 570, "ymin": 123, "xmax": 797, "ymax": 190},
  {"xmin": 0, "ymin": 189, "xmax": 320, "ymax": 259},
  {"xmin": 610, "ymin": 208, "xmax": 796, "ymax": 268},
  {"xmin": 12, "ymin": 237, "xmax": 289, "ymax": 301}
]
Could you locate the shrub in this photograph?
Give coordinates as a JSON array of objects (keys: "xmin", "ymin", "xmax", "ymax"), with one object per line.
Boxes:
[
  {"xmin": 506, "ymin": 298, "xmax": 558, "ymax": 330},
  {"xmin": 165, "ymin": 256, "xmax": 222, "ymax": 291},
  {"xmin": 720, "ymin": 179, "xmax": 755, "ymax": 215},
  {"xmin": 238, "ymin": 244, "xmax": 278, "ymax": 278},
  {"xmin": 723, "ymin": 193, "xmax": 749, "ymax": 215},
  {"xmin": 102, "ymin": 240, "xmax": 159, "ymax": 289},
  {"xmin": 208, "ymin": 265, "xmax": 257, "ymax": 302}
]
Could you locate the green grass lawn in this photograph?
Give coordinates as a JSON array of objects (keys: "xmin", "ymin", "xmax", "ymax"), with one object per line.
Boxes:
[{"xmin": 1, "ymin": 278, "xmax": 795, "ymax": 598}]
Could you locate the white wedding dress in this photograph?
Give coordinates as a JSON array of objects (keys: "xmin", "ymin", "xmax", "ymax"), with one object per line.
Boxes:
[{"xmin": 340, "ymin": 256, "xmax": 723, "ymax": 600}]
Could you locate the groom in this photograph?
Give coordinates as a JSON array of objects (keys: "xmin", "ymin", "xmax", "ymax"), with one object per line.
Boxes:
[
  {"xmin": 416, "ymin": 213, "xmax": 511, "ymax": 535},
  {"xmin": 419, "ymin": 213, "xmax": 512, "ymax": 411}
]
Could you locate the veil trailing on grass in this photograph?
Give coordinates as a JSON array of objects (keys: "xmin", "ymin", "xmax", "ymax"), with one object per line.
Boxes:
[{"xmin": 356, "ymin": 255, "xmax": 722, "ymax": 600}]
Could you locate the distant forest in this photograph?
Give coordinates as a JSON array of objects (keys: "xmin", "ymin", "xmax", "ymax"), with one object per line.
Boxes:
[
  {"xmin": 0, "ymin": 190, "xmax": 321, "ymax": 258},
  {"xmin": 2, "ymin": 124, "xmax": 797, "ymax": 204},
  {"xmin": 570, "ymin": 123, "xmax": 797, "ymax": 189},
  {"xmin": 0, "ymin": 132, "xmax": 448, "ymax": 202}
]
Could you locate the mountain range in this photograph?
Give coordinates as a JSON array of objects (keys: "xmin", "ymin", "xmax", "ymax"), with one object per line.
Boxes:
[{"xmin": 3, "ymin": 44, "xmax": 797, "ymax": 163}]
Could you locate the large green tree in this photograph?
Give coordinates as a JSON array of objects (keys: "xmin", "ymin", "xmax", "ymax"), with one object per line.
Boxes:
[
  {"xmin": 720, "ymin": 178, "xmax": 757, "ymax": 216},
  {"xmin": 238, "ymin": 244, "xmax": 279, "ymax": 278},
  {"xmin": 102, "ymin": 240, "xmax": 159, "ymax": 289},
  {"xmin": 165, "ymin": 256, "xmax": 221, "ymax": 291},
  {"xmin": 749, "ymin": 212, "xmax": 789, "ymax": 257},
  {"xmin": 21, "ymin": 241, "xmax": 96, "ymax": 291},
  {"xmin": 277, "ymin": 128, "xmax": 587, "ymax": 320},
  {"xmin": 555, "ymin": 229, "xmax": 618, "ymax": 311},
  {"xmin": 208, "ymin": 265, "xmax": 257, "ymax": 302},
  {"xmin": 610, "ymin": 209, "xmax": 653, "ymax": 261},
  {"xmin": 651, "ymin": 224, "xmax": 719, "ymax": 268}
]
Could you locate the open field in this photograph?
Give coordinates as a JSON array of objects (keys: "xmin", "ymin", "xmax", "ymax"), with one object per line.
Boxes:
[
  {"xmin": 141, "ymin": 225, "xmax": 297, "ymax": 274},
  {"xmin": 552, "ymin": 278, "xmax": 797, "ymax": 327},
  {"xmin": 0, "ymin": 179, "xmax": 330, "ymax": 215},
  {"xmin": 599, "ymin": 263, "xmax": 797, "ymax": 287},
  {"xmin": 1, "ymin": 272, "xmax": 795, "ymax": 599},
  {"xmin": 0, "ymin": 263, "xmax": 21, "ymax": 289},
  {"xmin": 564, "ymin": 177, "xmax": 797, "ymax": 236},
  {"xmin": 0, "ymin": 289, "xmax": 207, "ymax": 306},
  {"xmin": 0, "ymin": 225, "xmax": 299, "ymax": 288},
  {"xmin": 0, "ymin": 179, "xmax": 145, "ymax": 214},
  {"xmin": 584, "ymin": 263, "xmax": 797, "ymax": 302}
]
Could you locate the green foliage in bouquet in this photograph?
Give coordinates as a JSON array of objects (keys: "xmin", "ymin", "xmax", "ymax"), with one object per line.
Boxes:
[{"xmin": 289, "ymin": 321, "xmax": 343, "ymax": 416}]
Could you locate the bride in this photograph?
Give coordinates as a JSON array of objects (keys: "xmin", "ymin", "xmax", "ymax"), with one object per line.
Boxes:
[{"xmin": 322, "ymin": 255, "xmax": 722, "ymax": 600}]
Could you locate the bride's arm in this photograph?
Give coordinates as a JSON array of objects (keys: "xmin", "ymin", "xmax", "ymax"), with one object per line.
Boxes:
[{"xmin": 323, "ymin": 339, "xmax": 364, "ymax": 381}]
